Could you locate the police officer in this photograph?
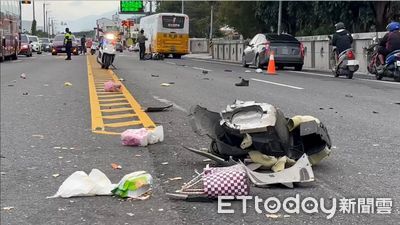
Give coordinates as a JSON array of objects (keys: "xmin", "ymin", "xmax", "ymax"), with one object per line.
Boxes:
[{"xmin": 64, "ymin": 28, "xmax": 73, "ymax": 60}]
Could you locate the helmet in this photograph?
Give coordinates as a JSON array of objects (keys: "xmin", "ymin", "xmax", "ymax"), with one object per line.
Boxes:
[
  {"xmin": 335, "ymin": 22, "xmax": 345, "ymax": 30},
  {"xmin": 386, "ymin": 22, "xmax": 400, "ymax": 32}
]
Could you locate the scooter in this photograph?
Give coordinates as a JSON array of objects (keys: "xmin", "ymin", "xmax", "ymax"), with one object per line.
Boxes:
[
  {"xmin": 330, "ymin": 48, "xmax": 359, "ymax": 79},
  {"xmin": 367, "ymin": 39, "xmax": 400, "ymax": 81},
  {"xmin": 97, "ymin": 33, "xmax": 116, "ymax": 69}
]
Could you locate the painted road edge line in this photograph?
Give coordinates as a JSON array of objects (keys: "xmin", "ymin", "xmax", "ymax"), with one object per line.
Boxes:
[{"xmin": 251, "ymin": 78, "xmax": 304, "ymax": 90}]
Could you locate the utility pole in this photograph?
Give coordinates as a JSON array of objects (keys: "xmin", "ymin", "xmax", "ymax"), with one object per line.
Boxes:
[
  {"xmin": 149, "ymin": 0, "xmax": 152, "ymax": 14},
  {"xmin": 277, "ymin": 0, "xmax": 282, "ymax": 34},
  {"xmin": 181, "ymin": 0, "xmax": 184, "ymax": 14},
  {"xmin": 33, "ymin": 0, "xmax": 36, "ymax": 21},
  {"xmin": 209, "ymin": 4, "xmax": 213, "ymax": 40},
  {"xmin": 43, "ymin": 2, "xmax": 45, "ymax": 32}
]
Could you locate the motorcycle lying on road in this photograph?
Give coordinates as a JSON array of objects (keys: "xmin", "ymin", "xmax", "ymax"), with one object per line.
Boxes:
[
  {"xmin": 97, "ymin": 33, "xmax": 116, "ymax": 69},
  {"xmin": 366, "ymin": 38, "xmax": 400, "ymax": 81}
]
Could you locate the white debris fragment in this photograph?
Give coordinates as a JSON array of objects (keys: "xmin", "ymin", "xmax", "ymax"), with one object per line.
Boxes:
[{"xmin": 161, "ymin": 162, "xmax": 169, "ymax": 165}]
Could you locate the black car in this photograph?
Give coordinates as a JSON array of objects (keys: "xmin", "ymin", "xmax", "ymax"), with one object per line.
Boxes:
[
  {"xmin": 39, "ymin": 38, "xmax": 52, "ymax": 52},
  {"xmin": 242, "ymin": 33, "xmax": 304, "ymax": 71}
]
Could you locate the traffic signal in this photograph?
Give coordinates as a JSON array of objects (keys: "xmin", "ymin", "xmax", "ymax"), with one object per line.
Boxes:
[{"xmin": 21, "ymin": 0, "xmax": 32, "ymax": 4}]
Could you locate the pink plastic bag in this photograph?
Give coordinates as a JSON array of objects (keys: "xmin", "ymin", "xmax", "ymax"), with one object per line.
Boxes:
[
  {"xmin": 104, "ymin": 81, "xmax": 121, "ymax": 92},
  {"xmin": 121, "ymin": 128, "xmax": 149, "ymax": 146}
]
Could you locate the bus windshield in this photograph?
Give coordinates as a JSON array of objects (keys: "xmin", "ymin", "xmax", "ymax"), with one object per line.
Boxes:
[{"xmin": 162, "ymin": 16, "xmax": 185, "ymax": 29}]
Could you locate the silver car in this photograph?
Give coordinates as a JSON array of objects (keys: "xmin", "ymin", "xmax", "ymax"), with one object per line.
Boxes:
[{"xmin": 242, "ymin": 33, "xmax": 304, "ymax": 71}]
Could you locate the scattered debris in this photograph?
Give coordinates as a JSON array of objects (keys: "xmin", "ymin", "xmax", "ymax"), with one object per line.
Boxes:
[
  {"xmin": 127, "ymin": 213, "xmax": 134, "ymax": 217},
  {"xmin": 224, "ymin": 69, "xmax": 232, "ymax": 72},
  {"xmin": 168, "ymin": 177, "xmax": 182, "ymax": 181},
  {"xmin": 319, "ymin": 107, "xmax": 324, "ymax": 110},
  {"xmin": 58, "ymin": 156, "xmax": 63, "ymax": 159},
  {"xmin": 32, "ymin": 134, "xmax": 44, "ymax": 139},
  {"xmin": 118, "ymin": 78, "xmax": 125, "ymax": 81},
  {"xmin": 245, "ymin": 70, "xmax": 251, "ymax": 73},
  {"xmin": 44, "ymin": 84, "xmax": 49, "ymax": 87},
  {"xmin": 112, "ymin": 171, "xmax": 153, "ymax": 199},
  {"xmin": 151, "ymin": 74, "xmax": 159, "ymax": 77},
  {"xmin": 62, "ymin": 147, "xmax": 68, "ymax": 150},
  {"xmin": 372, "ymin": 144, "xmax": 379, "ymax": 147},
  {"xmin": 70, "ymin": 147, "xmax": 75, "ymax": 150},
  {"xmin": 64, "ymin": 82, "xmax": 72, "ymax": 87},
  {"xmin": 48, "ymin": 169, "xmax": 116, "ymax": 198},
  {"xmin": 202, "ymin": 77, "xmax": 210, "ymax": 80},
  {"xmin": 202, "ymin": 70, "xmax": 208, "ymax": 75},
  {"xmin": 121, "ymin": 126, "xmax": 164, "ymax": 147},
  {"xmin": 266, "ymin": 214, "xmax": 282, "ymax": 219},
  {"xmin": 145, "ymin": 104, "xmax": 173, "ymax": 112},
  {"xmin": 255, "ymin": 68, "xmax": 263, "ymax": 73},
  {"xmin": 160, "ymin": 83, "xmax": 171, "ymax": 87},
  {"xmin": 104, "ymin": 81, "xmax": 121, "ymax": 92},
  {"xmin": 235, "ymin": 78, "xmax": 249, "ymax": 87},
  {"xmin": 345, "ymin": 94, "xmax": 353, "ymax": 98},
  {"xmin": 161, "ymin": 162, "xmax": 169, "ymax": 165},
  {"xmin": 372, "ymin": 111, "xmax": 379, "ymax": 114},
  {"xmin": 52, "ymin": 174, "xmax": 60, "ymax": 178},
  {"xmin": 20, "ymin": 73, "xmax": 26, "ymax": 79},
  {"xmin": 395, "ymin": 102, "xmax": 400, "ymax": 105},
  {"xmin": 7, "ymin": 84, "xmax": 14, "ymax": 87},
  {"xmin": 22, "ymin": 92, "xmax": 28, "ymax": 95},
  {"xmin": 2, "ymin": 207, "xmax": 15, "ymax": 211},
  {"xmin": 111, "ymin": 163, "xmax": 122, "ymax": 170},
  {"xmin": 1, "ymin": 172, "xmax": 6, "ymax": 175},
  {"xmin": 158, "ymin": 208, "xmax": 164, "ymax": 212},
  {"xmin": 135, "ymin": 154, "xmax": 141, "ymax": 157}
]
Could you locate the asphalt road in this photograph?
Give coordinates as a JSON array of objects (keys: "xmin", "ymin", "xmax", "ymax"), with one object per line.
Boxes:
[{"xmin": 1, "ymin": 51, "xmax": 399, "ymax": 225}]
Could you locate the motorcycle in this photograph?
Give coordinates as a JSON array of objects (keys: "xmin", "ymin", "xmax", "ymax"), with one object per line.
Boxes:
[
  {"xmin": 330, "ymin": 48, "xmax": 359, "ymax": 79},
  {"xmin": 366, "ymin": 38, "xmax": 400, "ymax": 81},
  {"xmin": 328, "ymin": 36, "xmax": 359, "ymax": 79},
  {"xmin": 97, "ymin": 33, "xmax": 116, "ymax": 69}
]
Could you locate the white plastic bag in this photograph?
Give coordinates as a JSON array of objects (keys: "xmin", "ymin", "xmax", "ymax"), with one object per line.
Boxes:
[
  {"xmin": 147, "ymin": 126, "xmax": 164, "ymax": 145},
  {"xmin": 47, "ymin": 169, "xmax": 115, "ymax": 198}
]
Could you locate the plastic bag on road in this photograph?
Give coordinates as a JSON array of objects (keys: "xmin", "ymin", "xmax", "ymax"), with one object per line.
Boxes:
[
  {"xmin": 104, "ymin": 81, "xmax": 121, "ymax": 92},
  {"xmin": 112, "ymin": 171, "xmax": 153, "ymax": 198},
  {"xmin": 147, "ymin": 126, "xmax": 164, "ymax": 144},
  {"xmin": 47, "ymin": 169, "xmax": 116, "ymax": 198},
  {"xmin": 121, "ymin": 126, "xmax": 164, "ymax": 146},
  {"xmin": 121, "ymin": 128, "xmax": 149, "ymax": 146}
]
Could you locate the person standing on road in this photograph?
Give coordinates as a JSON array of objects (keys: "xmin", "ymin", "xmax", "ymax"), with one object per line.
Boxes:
[
  {"xmin": 64, "ymin": 28, "xmax": 73, "ymax": 60},
  {"xmin": 137, "ymin": 29, "xmax": 147, "ymax": 60},
  {"xmin": 80, "ymin": 35, "xmax": 86, "ymax": 55}
]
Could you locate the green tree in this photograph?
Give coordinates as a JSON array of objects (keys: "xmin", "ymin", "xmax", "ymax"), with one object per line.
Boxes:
[{"xmin": 31, "ymin": 20, "xmax": 37, "ymax": 35}]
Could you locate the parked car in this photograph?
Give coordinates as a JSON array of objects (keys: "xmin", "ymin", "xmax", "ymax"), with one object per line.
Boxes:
[
  {"xmin": 28, "ymin": 35, "xmax": 42, "ymax": 54},
  {"xmin": 19, "ymin": 34, "xmax": 33, "ymax": 57},
  {"xmin": 39, "ymin": 38, "xmax": 52, "ymax": 52},
  {"xmin": 51, "ymin": 34, "xmax": 79, "ymax": 55},
  {"xmin": 242, "ymin": 33, "xmax": 304, "ymax": 71}
]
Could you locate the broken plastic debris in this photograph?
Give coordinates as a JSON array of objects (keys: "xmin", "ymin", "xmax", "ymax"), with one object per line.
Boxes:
[
  {"xmin": 158, "ymin": 208, "xmax": 164, "ymax": 212},
  {"xmin": 32, "ymin": 134, "xmax": 44, "ymax": 139},
  {"xmin": 52, "ymin": 174, "xmax": 60, "ymax": 178},
  {"xmin": 202, "ymin": 70, "xmax": 208, "ymax": 75},
  {"xmin": 266, "ymin": 214, "xmax": 281, "ymax": 219},
  {"xmin": 256, "ymin": 68, "xmax": 263, "ymax": 73},
  {"xmin": 112, "ymin": 171, "xmax": 153, "ymax": 199},
  {"xmin": 224, "ymin": 69, "xmax": 232, "ymax": 72},
  {"xmin": 245, "ymin": 70, "xmax": 251, "ymax": 73},
  {"xmin": 118, "ymin": 78, "xmax": 125, "ymax": 81},
  {"xmin": 160, "ymin": 83, "xmax": 171, "ymax": 87},
  {"xmin": 48, "ymin": 169, "xmax": 116, "ymax": 198},
  {"xmin": 161, "ymin": 162, "xmax": 169, "ymax": 165},
  {"xmin": 20, "ymin": 73, "xmax": 26, "ymax": 79},
  {"xmin": 2, "ymin": 207, "xmax": 15, "ymax": 211},
  {"xmin": 121, "ymin": 126, "xmax": 164, "ymax": 146},
  {"xmin": 145, "ymin": 104, "xmax": 173, "ymax": 112},
  {"xmin": 235, "ymin": 78, "xmax": 249, "ymax": 87},
  {"xmin": 168, "ymin": 177, "xmax": 182, "ymax": 181},
  {"xmin": 64, "ymin": 82, "xmax": 72, "ymax": 87},
  {"xmin": 22, "ymin": 92, "xmax": 28, "ymax": 95},
  {"xmin": 127, "ymin": 213, "xmax": 134, "ymax": 217},
  {"xmin": 151, "ymin": 74, "xmax": 159, "ymax": 77},
  {"xmin": 240, "ymin": 134, "xmax": 252, "ymax": 149},
  {"xmin": 345, "ymin": 94, "xmax": 353, "ymax": 98},
  {"xmin": 111, "ymin": 163, "xmax": 122, "ymax": 170}
]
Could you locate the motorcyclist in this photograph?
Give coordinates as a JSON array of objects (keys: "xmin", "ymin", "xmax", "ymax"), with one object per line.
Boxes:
[
  {"xmin": 332, "ymin": 22, "xmax": 353, "ymax": 60},
  {"xmin": 377, "ymin": 21, "xmax": 400, "ymax": 71}
]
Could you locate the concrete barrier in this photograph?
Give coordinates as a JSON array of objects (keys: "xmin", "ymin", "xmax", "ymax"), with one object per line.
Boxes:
[
  {"xmin": 189, "ymin": 38, "xmax": 209, "ymax": 54},
  {"xmin": 203, "ymin": 32, "xmax": 387, "ymax": 73}
]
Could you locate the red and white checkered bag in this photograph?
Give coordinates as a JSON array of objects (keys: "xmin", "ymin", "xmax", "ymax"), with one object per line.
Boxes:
[{"xmin": 203, "ymin": 164, "xmax": 249, "ymax": 197}]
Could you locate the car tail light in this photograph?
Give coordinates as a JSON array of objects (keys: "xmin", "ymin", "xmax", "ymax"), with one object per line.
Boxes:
[
  {"xmin": 300, "ymin": 43, "xmax": 305, "ymax": 58},
  {"xmin": 21, "ymin": 44, "xmax": 28, "ymax": 49},
  {"xmin": 264, "ymin": 41, "xmax": 270, "ymax": 55},
  {"xmin": 347, "ymin": 50, "xmax": 355, "ymax": 59}
]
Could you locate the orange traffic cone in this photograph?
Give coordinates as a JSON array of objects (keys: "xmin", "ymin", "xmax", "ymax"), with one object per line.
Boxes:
[{"xmin": 267, "ymin": 51, "xmax": 276, "ymax": 75}]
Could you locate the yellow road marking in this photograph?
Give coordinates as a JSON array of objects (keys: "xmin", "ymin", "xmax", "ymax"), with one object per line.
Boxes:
[{"xmin": 87, "ymin": 55, "xmax": 156, "ymax": 135}]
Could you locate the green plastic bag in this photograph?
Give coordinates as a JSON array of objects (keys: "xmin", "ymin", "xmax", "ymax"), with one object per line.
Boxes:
[{"xmin": 112, "ymin": 171, "xmax": 153, "ymax": 198}]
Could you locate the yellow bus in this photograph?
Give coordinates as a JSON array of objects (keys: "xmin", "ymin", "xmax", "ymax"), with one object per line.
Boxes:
[{"xmin": 140, "ymin": 13, "xmax": 189, "ymax": 58}]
